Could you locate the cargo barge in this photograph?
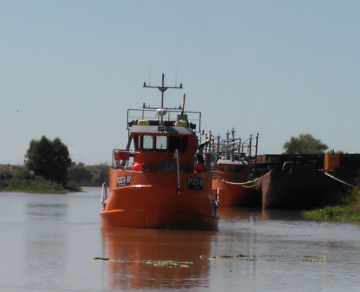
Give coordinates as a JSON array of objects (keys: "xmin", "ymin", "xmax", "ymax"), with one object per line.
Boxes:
[{"xmin": 251, "ymin": 153, "xmax": 360, "ymax": 210}]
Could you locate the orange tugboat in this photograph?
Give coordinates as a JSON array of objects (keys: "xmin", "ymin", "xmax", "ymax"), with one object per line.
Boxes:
[
  {"xmin": 211, "ymin": 130, "xmax": 260, "ymax": 207},
  {"xmin": 100, "ymin": 74, "xmax": 218, "ymax": 230}
]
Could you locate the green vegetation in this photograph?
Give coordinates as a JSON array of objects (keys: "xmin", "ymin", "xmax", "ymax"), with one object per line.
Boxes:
[
  {"xmin": 1, "ymin": 135, "xmax": 110, "ymax": 193},
  {"xmin": 25, "ymin": 136, "xmax": 72, "ymax": 186},
  {"xmin": 303, "ymin": 187, "xmax": 360, "ymax": 222},
  {"xmin": 0, "ymin": 177, "xmax": 67, "ymax": 193},
  {"xmin": 283, "ymin": 134, "xmax": 328, "ymax": 154},
  {"xmin": 0, "ymin": 162, "xmax": 109, "ymax": 193},
  {"xmin": 67, "ymin": 162, "xmax": 109, "ymax": 186},
  {"xmin": 0, "ymin": 166, "xmax": 68, "ymax": 193}
]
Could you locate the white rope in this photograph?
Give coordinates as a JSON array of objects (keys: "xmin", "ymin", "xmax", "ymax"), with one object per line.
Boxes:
[
  {"xmin": 217, "ymin": 170, "xmax": 272, "ymax": 188},
  {"xmin": 217, "ymin": 170, "xmax": 356, "ymax": 190},
  {"xmin": 324, "ymin": 171, "xmax": 356, "ymax": 188}
]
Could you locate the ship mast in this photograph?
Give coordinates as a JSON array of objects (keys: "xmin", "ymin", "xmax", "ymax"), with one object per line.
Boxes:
[{"xmin": 143, "ymin": 74, "xmax": 183, "ymax": 120}]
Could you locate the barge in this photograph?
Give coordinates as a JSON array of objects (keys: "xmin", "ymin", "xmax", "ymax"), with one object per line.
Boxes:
[{"xmin": 252, "ymin": 153, "xmax": 360, "ymax": 210}]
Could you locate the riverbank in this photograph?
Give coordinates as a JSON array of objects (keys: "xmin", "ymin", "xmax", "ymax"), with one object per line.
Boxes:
[
  {"xmin": 302, "ymin": 187, "xmax": 360, "ymax": 222},
  {"xmin": 0, "ymin": 177, "xmax": 82, "ymax": 194}
]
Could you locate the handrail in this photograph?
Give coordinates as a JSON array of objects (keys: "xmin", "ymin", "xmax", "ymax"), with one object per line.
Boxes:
[{"xmin": 127, "ymin": 108, "xmax": 202, "ymax": 132}]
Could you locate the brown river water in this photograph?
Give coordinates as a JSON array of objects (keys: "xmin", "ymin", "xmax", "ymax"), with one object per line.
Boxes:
[{"xmin": 1, "ymin": 187, "xmax": 360, "ymax": 292}]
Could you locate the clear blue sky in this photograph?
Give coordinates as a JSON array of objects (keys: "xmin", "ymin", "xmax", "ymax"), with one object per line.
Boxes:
[{"xmin": 1, "ymin": 0, "xmax": 360, "ymax": 165}]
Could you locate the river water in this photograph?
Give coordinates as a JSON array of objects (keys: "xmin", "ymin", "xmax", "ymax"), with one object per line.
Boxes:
[{"xmin": 1, "ymin": 187, "xmax": 360, "ymax": 292}]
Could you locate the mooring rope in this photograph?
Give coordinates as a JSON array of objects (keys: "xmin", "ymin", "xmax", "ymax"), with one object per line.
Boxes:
[
  {"xmin": 217, "ymin": 170, "xmax": 356, "ymax": 189},
  {"xmin": 324, "ymin": 172, "xmax": 356, "ymax": 188},
  {"xmin": 217, "ymin": 170, "xmax": 272, "ymax": 188}
]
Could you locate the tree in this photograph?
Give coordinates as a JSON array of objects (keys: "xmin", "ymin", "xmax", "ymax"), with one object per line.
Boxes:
[
  {"xmin": 67, "ymin": 162, "xmax": 93, "ymax": 185},
  {"xmin": 24, "ymin": 136, "xmax": 72, "ymax": 186},
  {"xmin": 283, "ymin": 134, "xmax": 328, "ymax": 154},
  {"xmin": 91, "ymin": 164, "xmax": 109, "ymax": 185}
]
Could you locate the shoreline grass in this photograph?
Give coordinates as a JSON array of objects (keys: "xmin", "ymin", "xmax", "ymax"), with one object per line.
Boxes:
[
  {"xmin": 0, "ymin": 177, "xmax": 68, "ymax": 194},
  {"xmin": 303, "ymin": 187, "xmax": 360, "ymax": 222},
  {"xmin": 0, "ymin": 165, "xmax": 83, "ymax": 194},
  {"xmin": 0, "ymin": 178, "xmax": 82, "ymax": 194}
]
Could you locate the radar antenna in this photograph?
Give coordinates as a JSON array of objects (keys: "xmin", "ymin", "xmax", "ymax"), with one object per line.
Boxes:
[{"xmin": 143, "ymin": 73, "xmax": 183, "ymax": 109}]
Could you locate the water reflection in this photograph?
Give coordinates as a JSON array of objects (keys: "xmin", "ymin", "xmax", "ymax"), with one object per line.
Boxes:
[
  {"xmin": 216, "ymin": 207, "xmax": 262, "ymax": 220},
  {"xmin": 216, "ymin": 207, "xmax": 304, "ymax": 222},
  {"xmin": 260, "ymin": 209, "xmax": 303, "ymax": 221},
  {"xmin": 26, "ymin": 203, "xmax": 68, "ymax": 218},
  {"xmin": 101, "ymin": 228, "xmax": 215, "ymax": 290},
  {"xmin": 24, "ymin": 199, "xmax": 68, "ymax": 289}
]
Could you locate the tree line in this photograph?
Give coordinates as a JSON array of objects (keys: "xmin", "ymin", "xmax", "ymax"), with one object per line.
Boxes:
[
  {"xmin": 67, "ymin": 162, "xmax": 109, "ymax": 186},
  {"xmin": 0, "ymin": 136, "xmax": 109, "ymax": 192},
  {"xmin": 283, "ymin": 133, "xmax": 345, "ymax": 155},
  {"xmin": 0, "ymin": 133, "xmax": 343, "ymax": 192}
]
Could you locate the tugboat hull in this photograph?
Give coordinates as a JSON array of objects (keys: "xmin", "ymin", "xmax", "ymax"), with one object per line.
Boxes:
[
  {"xmin": 101, "ymin": 181, "xmax": 218, "ymax": 230},
  {"xmin": 211, "ymin": 180, "xmax": 257, "ymax": 207}
]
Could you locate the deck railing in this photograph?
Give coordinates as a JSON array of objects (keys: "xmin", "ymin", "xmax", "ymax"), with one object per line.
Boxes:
[{"xmin": 126, "ymin": 108, "xmax": 202, "ymax": 132}]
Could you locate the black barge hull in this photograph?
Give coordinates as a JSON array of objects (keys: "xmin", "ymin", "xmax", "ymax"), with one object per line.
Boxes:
[{"xmin": 253, "ymin": 154, "xmax": 360, "ymax": 210}]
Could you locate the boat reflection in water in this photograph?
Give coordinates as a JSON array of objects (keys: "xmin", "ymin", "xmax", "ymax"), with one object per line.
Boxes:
[
  {"xmin": 216, "ymin": 207, "xmax": 262, "ymax": 221},
  {"xmin": 260, "ymin": 208, "xmax": 303, "ymax": 221},
  {"xmin": 101, "ymin": 227, "xmax": 215, "ymax": 290},
  {"xmin": 216, "ymin": 207, "xmax": 303, "ymax": 224}
]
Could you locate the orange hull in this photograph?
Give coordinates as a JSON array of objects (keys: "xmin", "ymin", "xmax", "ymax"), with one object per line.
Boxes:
[
  {"xmin": 101, "ymin": 170, "xmax": 218, "ymax": 230},
  {"xmin": 211, "ymin": 180, "xmax": 248, "ymax": 207}
]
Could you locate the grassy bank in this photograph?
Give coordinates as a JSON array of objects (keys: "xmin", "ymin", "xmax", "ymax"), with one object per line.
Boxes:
[
  {"xmin": 0, "ymin": 177, "xmax": 68, "ymax": 194},
  {"xmin": 0, "ymin": 167, "xmax": 82, "ymax": 193},
  {"xmin": 303, "ymin": 187, "xmax": 360, "ymax": 222}
]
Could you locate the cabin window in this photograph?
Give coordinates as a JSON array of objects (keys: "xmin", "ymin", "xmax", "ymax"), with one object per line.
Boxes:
[
  {"xmin": 168, "ymin": 136, "xmax": 180, "ymax": 152},
  {"xmin": 181, "ymin": 136, "xmax": 188, "ymax": 152},
  {"xmin": 142, "ymin": 135, "xmax": 153, "ymax": 151},
  {"xmin": 168, "ymin": 136, "xmax": 188, "ymax": 152},
  {"xmin": 155, "ymin": 136, "xmax": 167, "ymax": 151}
]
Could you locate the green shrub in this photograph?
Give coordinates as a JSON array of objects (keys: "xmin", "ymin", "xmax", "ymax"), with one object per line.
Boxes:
[
  {"xmin": 303, "ymin": 187, "xmax": 360, "ymax": 222},
  {"xmin": 0, "ymin": 176, "xmax": 67, "ymax": 194},
  {"xmin": 65, "ymin": 181, "xmax": 82, "ymax": 192}
]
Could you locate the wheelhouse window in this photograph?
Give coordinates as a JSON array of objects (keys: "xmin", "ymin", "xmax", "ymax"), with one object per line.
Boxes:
[
  {"xmin": 155, "ymin": 136, "xmax": 167, "ymax": 151},
  {"xmin": 168, "ymin": 136, "xmax": 180, "ymax": 152},
  {"xmin": 142, "ymin": 135, "xmax": 153, "ymax": 151},
  {"xmin": 168, "ymin": 136, "xmax": 189, "ymax": 152},
  {"xmin": 181, "ymin": 136, "xmax": 188, "ymax": 152}
]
